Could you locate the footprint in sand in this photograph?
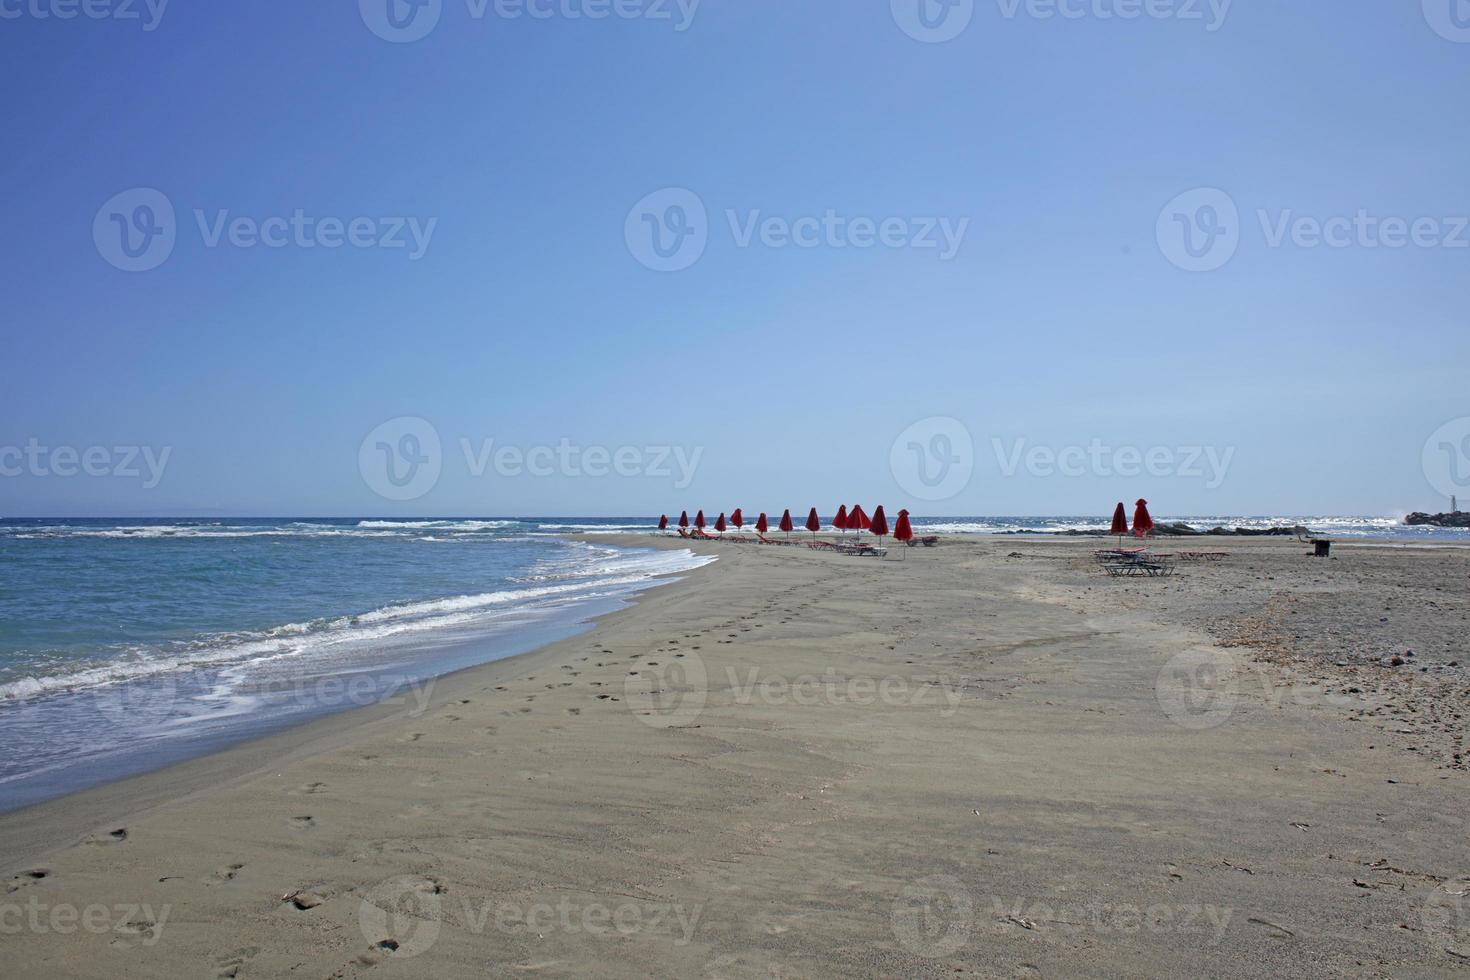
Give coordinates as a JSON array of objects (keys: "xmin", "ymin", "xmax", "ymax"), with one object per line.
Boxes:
[
  {"xmin": 400, "ymin": 733, "xmax": 424, "ymax": 743},
  {"xmin": 109, "ymin": 915, "xmax": 162, "ymax": 948},
  {"xmin": 293, "ymin": 781, "xmax": 328, "ymax": 795},
  {"xmin": 6, "ymin": 869, "xmax": 51, "ymax": 894},
  {"xmin": 495, "ymin": 685, "xmax": 509, "ymax": 691},
  {"xmin": 567, "ymin": 707, "xmax": 582, "ymax": 715},
  {"xmin": 442, "ymin": 714, "xmax": 461, "ymax": 722},
  {"xmin": 288, "ymin": 815, "xmax": 317, "ymax": 831},
  {"xmin": 214, "ymin": 947, "xmax": 260, "ymax": 978},
  {"xmin": 203, "ymin": 863, "xmax": 245, "ymax": 884},
  {"xmin": 84, "ymin": 828, "xmax": 128, "ymax": 846}
]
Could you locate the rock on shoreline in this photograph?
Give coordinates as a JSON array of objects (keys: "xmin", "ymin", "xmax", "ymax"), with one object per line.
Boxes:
[
  {"xmin": 1005, "ymin": 523, "xmax": 1309, "ymax": 537},
  {"xmin": 1405, "ymin": 511, "xmax": 1470, "ymax": 528}
]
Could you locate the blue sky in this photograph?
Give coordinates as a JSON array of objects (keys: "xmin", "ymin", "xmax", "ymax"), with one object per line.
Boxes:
[{"xmin": 2, "ymin": 0, "xmax": 1467, "ymax": 518}]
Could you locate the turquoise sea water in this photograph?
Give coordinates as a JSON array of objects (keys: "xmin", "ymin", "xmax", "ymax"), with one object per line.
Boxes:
[
  {"xmin": 0, "ymin": 514, "xmax": 1458, "ymax": 809},
  {"xmin": 0, "ymin": 518, "xmax": 708, "ymax": 810}
]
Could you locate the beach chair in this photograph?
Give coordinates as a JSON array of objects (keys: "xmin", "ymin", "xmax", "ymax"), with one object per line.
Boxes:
[{"xmin": 1099, "ymin": 550, "xmax": 1175, "ymax": 577}]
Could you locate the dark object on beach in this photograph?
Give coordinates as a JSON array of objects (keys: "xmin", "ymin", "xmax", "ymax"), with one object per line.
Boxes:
[
  {"xmin": 658, "ymin": 515, "xmax": 668, "ymax": 531},
  {"xmin": 1405, "ymin": 511, "xmax": 1470, "ymax": 527},
  {"xmin": 678, "ymin": 511, "xmax": 689, "ymax": 530},
  {"xmin": 1313, "ymin": 539, "xmax": 1332, "ymax": 558},
  {"xmin": 756, "ymin": 512, "xmax": 769, "ymax": 534},
  {"xmin": 779, "ymin": 509, "xmax": 794, "ymax": 536}
]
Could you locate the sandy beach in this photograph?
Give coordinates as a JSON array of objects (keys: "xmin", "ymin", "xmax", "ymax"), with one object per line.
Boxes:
[{"xmin": 3, "ymin": 534, "xmax": 1467, "ymax": 978}]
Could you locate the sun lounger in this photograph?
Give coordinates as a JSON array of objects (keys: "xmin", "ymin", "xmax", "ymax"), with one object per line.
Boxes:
[{"xmin": 1098, "ymin": 550, "xmax": 1175, "ymax": 577}]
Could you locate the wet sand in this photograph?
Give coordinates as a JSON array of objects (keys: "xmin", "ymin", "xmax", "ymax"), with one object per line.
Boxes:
[{"xmin": 2, "ymin": 535, "xmax": 1467, "ymax": 978}]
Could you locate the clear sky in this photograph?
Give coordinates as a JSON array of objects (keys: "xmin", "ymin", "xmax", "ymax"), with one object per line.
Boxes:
[{"xmin": 2, "ymin": 0, "xmax": 1467, "ymax": 518}]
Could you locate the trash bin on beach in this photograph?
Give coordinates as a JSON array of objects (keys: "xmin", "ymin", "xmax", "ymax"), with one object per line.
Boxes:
[{"xmin": 1313, "ymin": 539, "xmax": 1332, "ymax": 558}]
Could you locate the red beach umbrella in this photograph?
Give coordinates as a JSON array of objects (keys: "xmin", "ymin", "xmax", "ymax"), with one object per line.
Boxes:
[
  {"xmin": 893, "ymin": 509, "xmax": 913, "ymax": 561},
  {"xmin": 834, "ymin": 504, "xmax": 849, "ymax": 533},
  {"xmin": 678, "ymin": 511, "xmax": 689, "ymax": 529},
  {"xmin": 756, "ymin": 512, "xmax": 769, "ymax": 535},
  {"xmin": 870, "ymin": 505, "xmax": 889, "ymax": 540},
  {"xmin": 1109, "ymin": 502, "xmax": 1128, "ymax": 545},
  {"xmin": 658, "ymin": 515, "xmax": 668, "ymax": 531},
  {"xmin": 779, "ymin": 509, "xmax": 794, "ymax": 538},
  {"xmin": 805, "ymin": 507, "xmax": 821, "ymax": 545},
  {"xmin": 695, "ymin": 510, "xmax": 706, "ymax": 530},
  {"xmin": 849, "ymin": 505, "xmax": 871, "ymax": 533},
  {"xmin": 731, "ymin": 508, "xmax": 744, "ymax": 530},
  {"xmin": 715, "ymin": 512, "xmax": 727, "ymax": 534},
  {"xmin": 1133, "ymin": 499, "xmax": 1154, "ymax": 539}
]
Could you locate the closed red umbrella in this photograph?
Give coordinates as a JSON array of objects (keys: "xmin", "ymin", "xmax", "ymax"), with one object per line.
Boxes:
[
  {"xmin": 1109, "ymin": 502, "xmax": 1128, "ymax": 545},
  {"xmin": 870, "ymin": 505, "xmax": 889, "ymax": 539},
  {"xmin": 834, "ymin": 504, "xmax": 849, "ymax": 534},
  {"xmin": 756, "ymin": 512, "xmax": 769, "ymax": 535},
  {"xmin": 1133, "ymin": 499, "xmax": 1154, "ymax": 539},
  {"xmin": 779, "ymin": 509, "xmax": 794, "ymax": 538},
  {"xmin": 849, "ymin": 504, "xmax": 871, "ymax": 533},
  {"xmin": 870, "ymin": 506, "xmax": 890, "ymax": 553},
  {"xmin": 715, "ymin": 512, "xmax": 727, "ymax": 535},
  {"xmin": 805, "ymin": 507, "xmax": 821, "ymax": 545},
  {"xmin": 695, "ymin": 510, "xmax": 706, "ymax": 531},
  {"xmin": 658, "ymin": 515, "xmax": 668, "ymax": 531},
  {"xmin": 893, "ymin": 508, "xmax": 913, "ymax": 561},
  {"xmin": 731, "ymin": 508, "xmax": 744, "ymax": 530},
  {"xmin": 678, "ymin": 510, "xmax": 689, "ymax": 529}
]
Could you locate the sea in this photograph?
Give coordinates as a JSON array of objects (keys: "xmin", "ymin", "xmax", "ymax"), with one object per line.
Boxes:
[{"xmin": 0, "ymin": 514, "xmax": 1460, "ymax": 810}]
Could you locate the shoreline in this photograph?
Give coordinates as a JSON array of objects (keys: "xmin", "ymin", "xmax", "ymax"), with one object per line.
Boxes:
[
  {"xmin": 3, "ymin": 534, "xmax": 1466, "ymax": 976},
  {"xmin": 0, "ymin": 537, "xmax": 714, "ymax": 868}
]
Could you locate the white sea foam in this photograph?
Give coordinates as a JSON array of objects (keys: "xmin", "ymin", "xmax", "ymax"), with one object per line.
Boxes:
[{"xmin": 0, "ymin": 546, "xmax": 713, "ymax": 703}]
